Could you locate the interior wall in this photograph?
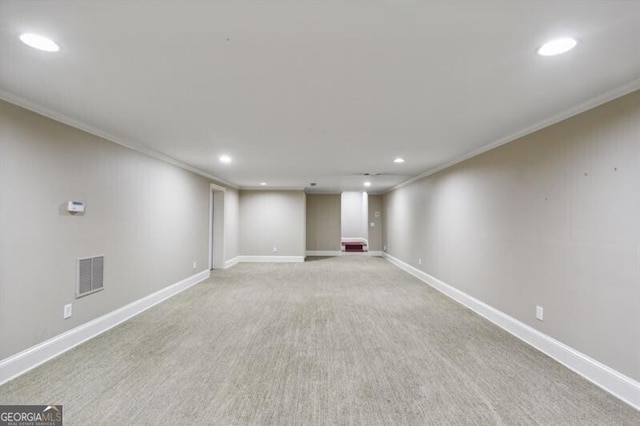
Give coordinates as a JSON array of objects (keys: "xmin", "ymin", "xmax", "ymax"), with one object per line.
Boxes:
[
  {"xmin": 306, "ymin": 194, "xmax": 342, "ymax": 252},
  {"xmin": 0, "ymin": 100, "xmax": 218, "ymax": 359},
  {"xmin": 367, "ymin": 194, "xmax": 383, "ymax": 251},
  {"xmin": 239, "ymin": 190, "xmax": 306, "ymax": 257},
  {"xmin": 341, "ymin": 192, "xmax": 368, "ymax": 240},
  {"xmin": 382, "ymin": 90, "xmax": 640, "ymax": 381}
]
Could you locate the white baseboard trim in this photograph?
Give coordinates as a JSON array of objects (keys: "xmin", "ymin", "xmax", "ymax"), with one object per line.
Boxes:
[
  {"xmin": 223, "ymin": 256, "xmax": 240, "ymax": 269},
  {"xmin": 305, "ymin": 251, "xmax": 384, "ymax": 257},
  {"xmin": 238, "ymin": 256, "xmax": 305, "ymax": 263},
  {"xmin": 305, "ymin": 251, "xmax": 342, "ymax": 256},
  {"xmin": 383, "ymin": 253, "xmax": 640, "ymax": 410},
  {"xmin": 0, "ymin": 269, "xmax": 210, "ymax": 386},
  {"xmin": 342, "ymin": 251, "xmax": 384, "ymax": 257}
]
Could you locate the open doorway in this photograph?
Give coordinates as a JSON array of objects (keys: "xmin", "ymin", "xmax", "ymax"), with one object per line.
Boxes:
[
  {"xmin": 209, "ymin": 184, "xmax": 225, "ymax": 270},
  {"xmin": 341, "ymin": 191, "xmax": 368, "ymax": 252}
]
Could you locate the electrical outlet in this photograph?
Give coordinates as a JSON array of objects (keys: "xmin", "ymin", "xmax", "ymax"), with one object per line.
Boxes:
[
  {"xmin": 370, "ymin": 222, "xmax": 375, "ymax": 227},
  {"xmin": 418, "ymin": 258, "xmax": 422, "ymax": 265},
  {"xmin": 383, "ymin": 245, "xmax": 387, "ymax": 251},
  {"xmin": 64, "ymin": 304, "xmax": 72, "ymax": 319},
  {"xmin": 536, "ymin": 306, "xmax": 544, "ymax": 321},
  {"xmin": 273, "ymin": 246, "xmax": 278, "ymax": 253},
  {"xmin": 193, "ymin": 261, "xmax": 197, "ymax": 269}
]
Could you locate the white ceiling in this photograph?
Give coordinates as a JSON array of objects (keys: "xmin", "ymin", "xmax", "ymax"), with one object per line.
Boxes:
[{"xmin": 1, "ymin": 1, "xmax": 639, "ymax": 193}]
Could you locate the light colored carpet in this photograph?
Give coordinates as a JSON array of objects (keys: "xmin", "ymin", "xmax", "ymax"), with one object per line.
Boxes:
[{"xmin": 1, "ymin": 256, "xmax": 638, "ymax": 425}]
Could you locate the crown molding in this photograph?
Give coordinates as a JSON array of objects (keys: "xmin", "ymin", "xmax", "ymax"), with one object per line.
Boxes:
[
  {"xmin": 388, "ymin": 78, "xmax": 640, "ymax": 193},
  {"xmin": 0, "ymin": 89, "xmax": 238, "ymax": 189}
]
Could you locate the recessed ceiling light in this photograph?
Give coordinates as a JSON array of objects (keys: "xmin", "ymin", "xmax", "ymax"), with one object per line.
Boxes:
[
  {"xmin": 260, "ymin": 182, "xmax": 267, "ymax": 186},
  {"xmin": 394, "ymin": 157, "xmax": 405, "ymax": 163},
  {"xmin": 219, "ymin": 155, "xmax": 231, "ymax": 164},
  {"xmin": 364, "ymin": 181, "xmax": 372, "ymax": 187},
  {"xmin": 19, "ymin": 33, "xmax": 60, "ymax": 52},
  {"xmin": 537, "ymin": 37, "xmax": 577, "ymax": 56}
]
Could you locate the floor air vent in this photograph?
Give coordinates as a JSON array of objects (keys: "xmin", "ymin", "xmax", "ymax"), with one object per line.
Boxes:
[{"xmin": 77, "ymin": 255, "xmax": 104, "ymax": 297}]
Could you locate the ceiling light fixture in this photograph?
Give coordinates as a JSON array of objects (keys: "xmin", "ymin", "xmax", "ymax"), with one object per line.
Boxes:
[
  {"xmin": 537, "ymin": 37, "xmax": 577, "ymax": 56},
  {"xmin": 364, "ymin": 181, "xmax": 372, "ymax": 187},
  {"xmin": 19, "ymin": 33, "xmax": 60, "ymax": 52},
  {"xmin": 394, "ymin": 157, "xmax": 405, "ymax": 163},
  {"xmin": 219, "ymin": 155, "xmax": 232, "ymax": 164}
]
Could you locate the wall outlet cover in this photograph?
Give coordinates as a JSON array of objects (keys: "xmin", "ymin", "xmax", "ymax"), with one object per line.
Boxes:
[
  {"xmin": 536, "ymin": 306, "xmax": 544, "ymax": 321},
  {"xmin": 64, "ymin": 304, "xmax": 72, "ymax": 319}
]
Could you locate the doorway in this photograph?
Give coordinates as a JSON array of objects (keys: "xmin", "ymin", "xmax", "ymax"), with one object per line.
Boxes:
[
  {"xmin": 340, "ymin": 191, "xmax": 368, "ymax": 252},
  {"xmin": 209, "ymin": 184, "xmax": 225, "ymax": 270}
]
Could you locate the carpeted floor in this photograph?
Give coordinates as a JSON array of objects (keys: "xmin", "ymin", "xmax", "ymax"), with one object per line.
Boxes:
[{"xmin": 1, "ymin": 256, "xmax": 638, "ymax": 425}]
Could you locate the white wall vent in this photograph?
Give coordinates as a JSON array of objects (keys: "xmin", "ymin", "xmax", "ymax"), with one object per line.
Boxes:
[{"xmin": 77, "ymin": 255, "xmax": 104, "ymax": 298}]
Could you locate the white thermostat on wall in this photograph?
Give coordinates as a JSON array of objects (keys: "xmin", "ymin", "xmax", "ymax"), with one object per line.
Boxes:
[{"xmin": 67, "ymin": 200, "xmax": 85, "ymax": 213}]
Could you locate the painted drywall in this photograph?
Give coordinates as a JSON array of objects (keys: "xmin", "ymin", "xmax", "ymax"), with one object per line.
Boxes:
[
  {"xmin": 382, "ymin": 90, "xmax": 640, "ymax": 381},
  {"xmin": 239, "ymin": 190, "xmax": 306, "ymax": 257},
  {"xmin": 0, "ymin": 100, "xmax": 228, "ymax": 359},
  {"xmin": 341, "ymin": 192, "xmax": 368, "ymax": 240},
  {"xmin": 306, "ymin": 194, "xmax": 341, "ymax": 251},
  {"xmin": 367, "ymin": 194, "xmax": 383, "ymax": 251}
]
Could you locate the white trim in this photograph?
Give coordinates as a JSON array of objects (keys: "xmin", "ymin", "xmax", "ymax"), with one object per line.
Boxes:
[
  {"xmin": 382, "ymin": 253, "xmax": 640, "ymax": 410},
  {"xmin": 0, "ymin": 270, "xmax": 210, "ymax": 386},
  {"xmin": 305, "ymin": 250, "xmax": 343, "ymax": 257},
  {"xmin": 389, "ymin": 78, "xmax": 640, "ymax": 192},
  {"xmin": 303, "ymin": 190, "xmax": 343, "ymax": 195},
  {"xmin": 304, "ymin": 250, "xmax": 383, "ymax": 257},
  {"xmin": 0, "ymin": 89, "xmax": 237, "ymax": 189},
  {"xmin": 224, "ymin": 256, "xmax": 240, "ymax": 269},
  {"xmin": 209, "ymin": 183, "xmax": 226, "ymax": 192},
  {"xmin": 237, "ymin": 256, "xmax": 305, "ymax": 263},
  {"xmin": 342, "ymin": 251, "xmax": 383, "ymax": 257},
  {"xmin": 240, "ymin": 185, "xmax": 307, "ymax": 191},
  {"xmin": 3, "ymin": 80, "xmax": 637, "ymax": 197}
]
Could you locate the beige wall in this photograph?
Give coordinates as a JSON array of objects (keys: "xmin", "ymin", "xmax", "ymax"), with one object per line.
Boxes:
[
  {"xmin": 0, "ymin": 100, "xmax": 228, "ymax": 359},
  {"xmin": 306, "ymin": 194, "xmax": 341, "ymax": 252},
  {"xmin": 239, "ymin": 190, "xmax": 306, "ymax": 257},
  {"xmin": 367, "ymin": 194, "xmax": 383, "ymax": 251},
  {"xmin": 383, "ymin": 91, "xmax": 640, "ymax": 381}
]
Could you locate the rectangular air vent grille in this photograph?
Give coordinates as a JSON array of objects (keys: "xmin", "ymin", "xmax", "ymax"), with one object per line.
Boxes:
[{"xmin": 77, "ymin": 255, "xmax": 104, "ymax": 297}]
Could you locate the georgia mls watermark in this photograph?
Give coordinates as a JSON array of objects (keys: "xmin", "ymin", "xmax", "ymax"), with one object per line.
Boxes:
[{"xmin": 0, "ymin": 405, "xmax": 62, "ymax": 426}]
